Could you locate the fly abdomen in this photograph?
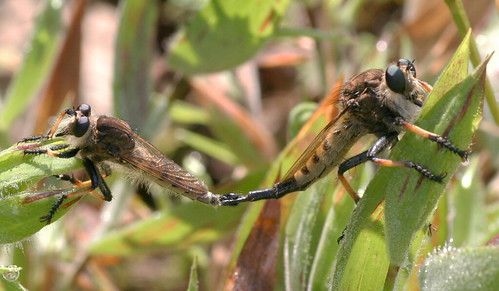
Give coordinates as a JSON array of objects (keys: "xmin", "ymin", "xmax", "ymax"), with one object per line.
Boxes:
[{"xmin": 292, "ymin": 121, "xmax": 362, "ymax": 190}]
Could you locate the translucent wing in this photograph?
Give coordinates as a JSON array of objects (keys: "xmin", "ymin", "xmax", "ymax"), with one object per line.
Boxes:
[
  {"xmin": 118, "ymin": 133, "xmax": 209, "ymax": 197},
  {"xmin": 281, "ymin": 69, "xmax": 382, "ymax": 181},
  {"xmin": 283, "ymin": 109, "xmax": 348, "ymax": 180}
]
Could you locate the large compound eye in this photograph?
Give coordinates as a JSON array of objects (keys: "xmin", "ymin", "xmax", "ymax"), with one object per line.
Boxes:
[
  {"xmin": 73, "ymin": 116, "xmax": 90, "ymax": 137},
  {"xmin": 77, "ymin": 104, "xmax": 91, "ymax": 116},
  {"xmin": 385, "ymin": 64, "xmax": 406, "ymax": 94}
]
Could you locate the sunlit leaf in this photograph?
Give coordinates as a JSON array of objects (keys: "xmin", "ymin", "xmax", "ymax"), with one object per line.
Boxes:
[
  {"xmin": 168, "ymin": 0, "xmax": 290, "ymax": 75},
  {"xmin": 0, "ymin": 139, "xmax": 82, "ymax": 243},
  {"xmin": 420, "ymin": 246, "xmax": 499, "ymax": 290}
]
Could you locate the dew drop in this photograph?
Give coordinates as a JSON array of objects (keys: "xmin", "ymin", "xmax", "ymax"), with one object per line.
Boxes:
[{"xmin": 1, "ymin": 265, "xmax": 21, "ymax": 281}]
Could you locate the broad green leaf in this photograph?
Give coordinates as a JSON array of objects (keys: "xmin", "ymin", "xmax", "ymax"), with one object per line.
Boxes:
[
  {"xmin": 0, "ymin": 140, "xmax": 81, "ymax": 194},
  {"xmin": 420, "ymin": 246, "xmax": 499, "ymax": 290},
  {"xmin": 0, "ymin": 191, "xmax": 78, "ymax": 244},
  {"xmin": 445, "ymin": 1, "xmax": 499, "ymax": 124},
  {"xmin": 0, "ymin": 139, "xmax": 82, "ymax": 243},
  {"xmin": 168, "ymin": 0, "xmax": 290, "ymax": 75},
  {"xmin": 0, "ymin": 0, "xmax": 63, "ymax": 137},
  {"xmin": 339, "ymin": 204, "xmax": 389, "ymax": 291}
]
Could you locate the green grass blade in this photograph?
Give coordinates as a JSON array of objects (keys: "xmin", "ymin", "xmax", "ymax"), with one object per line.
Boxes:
[
  {"xmin": 113, "ymin": 0, "xmax": 158, "ymax": 130},
  {"xmin": 187, "ymin": 257, "xmax": 199, "ymax": 291},
  {"xmin": 306, "ymin": 190, "xmax": 354, "ymax": 290},
  {"xmin": 445, "ymin": 0, "xmax": 499, "ymax": 124},
  {"xmin": 0, "ymin": 0, "xmax": 62, "ymax": 136},
  {"xmin": 283, "ymin": 178, "xmax": 329, "ymax": 290}
]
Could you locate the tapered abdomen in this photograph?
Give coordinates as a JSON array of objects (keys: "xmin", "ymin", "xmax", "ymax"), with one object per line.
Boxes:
[{"xmin": 286, "ymin": 116, "xmax": 364, "ymax": 191}]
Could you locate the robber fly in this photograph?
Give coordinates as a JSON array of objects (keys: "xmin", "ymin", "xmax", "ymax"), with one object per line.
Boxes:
[
  {"xmin": 220, "ymin": 59, "xmax": 469, "ymax": 205},
  {"xmin": 19, "ymin": 104, "xmax": 225, "ymax": 223}
]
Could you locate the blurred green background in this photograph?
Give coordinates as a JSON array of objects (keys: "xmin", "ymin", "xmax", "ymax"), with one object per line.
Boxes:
[{"xmin": 0, "ymin": 0, "xmax": 498, "ymax": 290}]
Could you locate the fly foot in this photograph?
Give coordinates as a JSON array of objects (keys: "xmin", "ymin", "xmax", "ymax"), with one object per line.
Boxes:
[{"xmin": 220, "ymin": 193, "xmax": 247, "ymax": 206}]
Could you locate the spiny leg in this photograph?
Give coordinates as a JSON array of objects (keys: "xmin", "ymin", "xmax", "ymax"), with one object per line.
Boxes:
[
  {"xmin": 337, "ymin": 134, "xmax": 396, "ymax": 203},
  {"xmin": 82, "ymin": 158, "xmax": 112, "ymax": 201},
  {"xmin": 43, "ymin": 159, "xmax": 112, "ymax": 222},
  {"xmin": 39, "ymin": 191, "xmax": 70, "ymax": 224},
  {"xmin": 21, "ymin": 158, "xmax": 111, "ymax": 224},
  {"xmin": 22, "ymin": 185, "xmax": 93, "ymax": 224},
  {"xmin": 18, "ymin": 108, "xmax": 74, "ymax": 144},
  {"xmin": 338, "ymin": 133, "xmax": 446, "ymax": 204},
  {"xmin": 56, "ymin": 173, "xmax": 108, "ymax": 201},
  {"xmin": 23, "ymin": 144, "xmax": 79, "ymax": 159},
  {"xmin": 23, "ymin": 171, "xmax": 110, "ymax": 224},
  {"xmin": 17, "ymin": 134, "xmax": 50, "ymax": 144},
  {"xmin": 392, "ymin": 117, "xmax": 471, "ymax": 160}
]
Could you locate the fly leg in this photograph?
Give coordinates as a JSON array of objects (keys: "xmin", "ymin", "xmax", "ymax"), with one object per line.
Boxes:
[
  {"xmin": 16, "ymin": 135, "xmax": 61, "ymax": 151},
  {"xmin": 22, "ymin": 175, "xmax": 96, "ymax": 224},
  {"xmin": 17, "ymin": 134, "xmax": 50, "ymax": 144},
  {"xmin": 23, "ymin": 144, "xmax": 79, "ymax": 158},
  {"xmin": 21, "ymin": 156, "xmax": 112, "ymax": 224},
  {"xmin": 24, "ymin": 144, "xmax": 110, "ymax": 199},
  {"xmin": 22, "ymin": 188, "xmax": 73, "ymax": 224},
  {"xmin": 220, "ymin": 178, "xmax": 300, "ymax": 205},
  {"xmin": 337, "ymin": 134, "xmax": 396, "ymax": 203},
  {"xmin": 18, "ymin": 108, "xmax": 75, "ymax": 144},
  {"xmin": 392, "ymin": 117, "xmax": 471, "ymax": 160},
  {"xmin": 338, "ymin": 133, "xmax": 446, "ymax": 203},
  {"xmin": 82, "ymin": 158, "xmax": 112, "ymax": 201},
  {"xmin": 17, "ymin": 108, "xmax": 75, "ymax": 150}
]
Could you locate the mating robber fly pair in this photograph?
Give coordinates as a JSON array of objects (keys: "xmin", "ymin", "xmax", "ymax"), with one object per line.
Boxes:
[{"xmin": 19, "ymin": 59, "xmax": 469, "ymax": 224}]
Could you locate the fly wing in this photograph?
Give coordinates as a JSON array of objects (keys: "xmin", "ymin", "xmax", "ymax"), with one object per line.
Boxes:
[
  {"xmin": 283, "ymin": 109, "xmax": 348, "ymax": 180},
  {"xmin": 282, "ymin": 69, "xmax": 385, "ymax": 181},
  {"xmin": 118, "ymin": 134, "xmax": 208, "ymax": 197}
]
